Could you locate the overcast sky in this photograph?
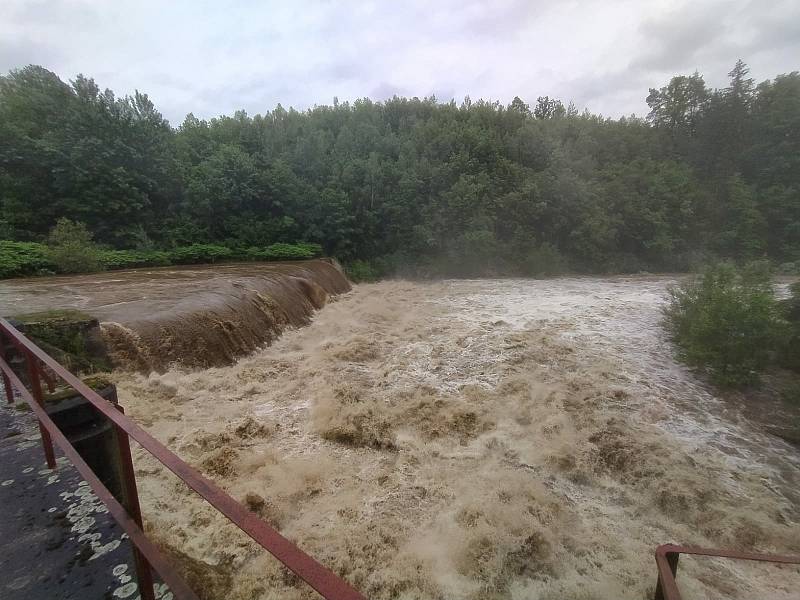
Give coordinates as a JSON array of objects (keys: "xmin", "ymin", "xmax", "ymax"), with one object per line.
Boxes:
[{"xmin": 2, "ymin": 0, "xmax": 798, "ymax": 126}]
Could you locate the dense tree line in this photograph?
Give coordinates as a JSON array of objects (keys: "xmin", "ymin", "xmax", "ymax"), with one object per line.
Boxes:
[{"xmin": 1, "ymin": 60, "xmax": 798, "ymax": 276}]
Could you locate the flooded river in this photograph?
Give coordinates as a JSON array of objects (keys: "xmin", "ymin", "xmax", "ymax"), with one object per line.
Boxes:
[
  {"xmin": 3, "ymin": 270, "xmax": 798, "ymax": 598},
  {"xmin": 107, "ymin": 276, "xmax": 799, "ymax": 600}
]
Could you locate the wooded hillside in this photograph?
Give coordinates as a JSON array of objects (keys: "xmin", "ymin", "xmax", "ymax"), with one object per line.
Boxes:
[{"xmin": 1, "ymin": 60, "xmax": 798, "ymax": 276}]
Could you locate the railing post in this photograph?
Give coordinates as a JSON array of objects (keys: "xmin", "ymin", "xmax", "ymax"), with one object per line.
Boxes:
[
  {"xmin": 25, "ymin": 351, "xmax": 57, "ymax": 469},
  {"xmin": 0, "ymin": 331, "xmax": 13, "ymax": 404},
  {"xmin": 1, "ymin": 368, "xmax": 13, "ymax": 404},
  {"xmin": 654, "ymin": 549, "xmax": 679, "ymax": 600},
  {"xmin": 41, "ymin": 368, "xmax": 56, "ymax": 393},
  {"xmin": 111, "ymin": 394, "xmax": 156, "ymax": 600}
]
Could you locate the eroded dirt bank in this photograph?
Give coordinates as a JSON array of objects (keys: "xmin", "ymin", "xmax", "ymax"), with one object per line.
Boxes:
[
  {"xmin": 0, "ymin": 260, "xmax": 351, "ymax": 371},
  {"xmin": 115, "ymin": 277, "xmax": 800, "ymax": 600}
]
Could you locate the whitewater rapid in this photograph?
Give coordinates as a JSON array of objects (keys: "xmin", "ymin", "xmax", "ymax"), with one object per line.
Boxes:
[{"xmin": 110, "ymin": 277, "xmax": 799, "ymax": 600}]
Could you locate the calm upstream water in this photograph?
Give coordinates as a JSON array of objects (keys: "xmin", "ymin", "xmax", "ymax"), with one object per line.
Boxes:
[{"xmin": 0, "ymin": 261, "xmax": 348, "ymax": 323}]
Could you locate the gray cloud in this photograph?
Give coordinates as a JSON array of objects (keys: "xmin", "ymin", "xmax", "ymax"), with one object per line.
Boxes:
[
  {"xmin": 0, "ymin": 36, "xmax": 58, "ymax": 73},
  {"xmin": 370, "ymin": 81, "xmax": 407, "ymax": 101},
  {"xmin": 632, "ymin": 2, "xmax": 727, "ymax": 71},
  {"xmin": 6, "ymin": 0, "xmax": 101, "ymax": 27},
  {"xmin": 0, "ymin": 0, "xmax": 797, "ymax": 125}
]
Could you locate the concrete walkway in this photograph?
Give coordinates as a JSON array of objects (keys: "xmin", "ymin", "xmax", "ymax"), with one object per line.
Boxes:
[{"xmin": 0, "ymin": 396, "xmax": 168, "ymax": 600}]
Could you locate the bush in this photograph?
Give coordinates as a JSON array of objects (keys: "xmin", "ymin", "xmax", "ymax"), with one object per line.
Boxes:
[
  {"xmin": 0, "ymin": 241, "xmax": 55, "ymax": 278},
  {"xmin": 345, "ymin": 259, "xmax": 383, "ymax": 282},
  {"xmin": 605, "ymin": 252, "xmax": 647, "ymax": 274},
  {"xmin": 297, "ymin": 242, "xmax": 323, "ymax": 257},
  {"xmin": 167, "ymin": 242, "xmax": 319, "ymax": 264},
  {"xmin": 0, "ymin": 237, "xmax": 330, "ymax": 279},
  {"xmin": 46, "ymin": 218, "xmax": 104, "ymax": 274},
  {"xmin": 100, "ymin": 249, "xmax": 171, "ymax": 270},
  {"xmin": 262, "ymin": 243, "xmax": 314, "ymax": 260},
  {"xmin": 664, "ymin": 262, "xmax": 788, "ymax": 387},
  {"xmin": 779, "ymin": 282, "xmax": 800, "ymax": 373},
  {"xmin": 522, "ymin": 243, "xmax": 568, "ymax": 277},
  {"xmin": 239, "ymin": 242, "xmax": 323, "ymax": 261},
  {"xmin": 168, "ymin": 244, "xmax": 233, "ymax": 264}
]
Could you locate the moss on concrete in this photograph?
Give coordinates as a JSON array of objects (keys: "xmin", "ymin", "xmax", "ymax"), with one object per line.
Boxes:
[
  {"xmin": 14, "ymin": 309, "xmax": 94, "ymax": 324},
  {"xmin": 12, "ymin": 310, "xmax": 111, "ymax": 374},
  {"xmin": 43, "ymin": 375, "xmax": 114, "ymax": 404}
]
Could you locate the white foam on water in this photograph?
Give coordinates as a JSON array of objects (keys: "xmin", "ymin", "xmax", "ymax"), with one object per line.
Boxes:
[{"xmin": 113, "ymin": 276, "xmax": 800, "ymax": 600}]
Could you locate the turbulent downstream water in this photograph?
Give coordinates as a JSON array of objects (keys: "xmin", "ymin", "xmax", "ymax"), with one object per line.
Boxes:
[
  {"xmin": 2, "ymin": 270, "xmax": 798, "ymax": 598},
  {"xmin": 105, "ymin": 276, "xmax": 799, "ymax": 600}
]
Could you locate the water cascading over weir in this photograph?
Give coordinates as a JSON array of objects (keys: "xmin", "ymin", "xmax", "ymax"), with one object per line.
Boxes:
[{"xmin": 99, "ymin": 259, "xmax": 351, "ymax": 372}]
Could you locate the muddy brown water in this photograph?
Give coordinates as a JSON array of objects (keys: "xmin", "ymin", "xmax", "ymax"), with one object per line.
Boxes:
[
  {"xmin": 1, "ymin": 270, "xmax": 798, "ymax": 599},
  {"xmin": 0, "ymin": 260, "xmax": 351, "ymax": 371}
]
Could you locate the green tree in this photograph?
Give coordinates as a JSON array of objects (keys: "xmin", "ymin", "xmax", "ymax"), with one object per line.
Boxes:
[
  {"xmin": 646, "ymin": 72, "xmax": 709, "ymax": 136},
  {"xmin": 533, "ymin": 96, "xmax": 565, "ymax": 120},
  {"xmin": 1, "ymin": 61, "xmax": 799, "ymax": 277},
  {"xmin": 665, "ymin": 263, "xmax": 787, "ymax": 387},
  {"xmin": 45, "ymin": 218, "xmax": 103, "ymax": 273},
  {"xmin": 712, "ymin": 175, "xmax": 767, "ymax": 260}
]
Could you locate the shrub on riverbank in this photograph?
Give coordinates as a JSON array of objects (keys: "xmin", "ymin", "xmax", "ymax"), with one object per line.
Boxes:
[
  {"xmin": 345, "ymin": 259, "xmax": 383, "ymax": 282},
  {"xmin": 0, "ymin": 241, "xmax": 54, "ymax": 278},
  {"xmin": 242, "ymin": 242, "xmax": 322, "ymax": 261},
  {"xmin": 168, "ymin": 244, "xmax": 234, "ymax": 264},
  {"xmin": 46, "ymin": 218, "xmax": 104, "ymax": 274},
  {"xmin": 0, "ymin": 237, "xmax": 326, "ymax": 279},
  {"xmin": 779, "ymin": 283, "xmax": 800, "ymax": 374},
  {"xmin": 100, "ymin": 249, "xmax": 172, "ymax": 269},
  {"xmin": 664, "ymin": 262, "xmax": 789, "ymax": 387}
]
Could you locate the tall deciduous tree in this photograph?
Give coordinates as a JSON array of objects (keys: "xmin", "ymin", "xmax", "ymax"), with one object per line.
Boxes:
[{"xmin": 1, "ymin": 61, "xmax": 798, "ymax": 275}]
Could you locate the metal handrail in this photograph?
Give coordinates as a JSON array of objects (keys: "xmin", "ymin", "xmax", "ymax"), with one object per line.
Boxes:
[
  {"xmin": 0, "ymin": 356, "xmax": 198, "ymax": 600},
  {"xmin": 0, "ymin": 317, "xmax": 366, "ymax": 600},
  {"xmin": 654, "ymin": 543, "xmax": 800, "ymax": 600}
]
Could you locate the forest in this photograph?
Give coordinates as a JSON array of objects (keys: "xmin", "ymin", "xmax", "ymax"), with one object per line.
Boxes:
[{"xmin": 1, "ymin": 60, "xmax": 798, "ymax": 278}]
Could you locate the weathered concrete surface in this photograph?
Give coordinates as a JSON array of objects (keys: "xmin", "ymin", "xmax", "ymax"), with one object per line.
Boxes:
[{"xmin": 0, "ymin": 396, "xmax": 155, "ymax": 599}]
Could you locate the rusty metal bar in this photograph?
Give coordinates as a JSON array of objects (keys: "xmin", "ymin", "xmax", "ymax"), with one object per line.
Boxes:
[
  {"xmin": 654, "ymin": 545, "xmax": 680, "ymax": 600},
  {"xmin": 41, "ymin": 367, "xmax": 56, "ymax": 393},
  {"xmin": 654, "ymin": 544, "xmax": 800, "ymax": 600},
  {"xmin": 0, "ymin": 354, "xmax": 199, "ymax": 600},
  {"xmin": 1, "ymin": 368, "xmax": 13, "ymax": 404},
  {"xmin": 111, "ymin": 394, "xmax": 156, "ymax": 600},
  {"xmin": 0, "ymin": 331, "xmax": 13, "ymax": 405},
  {"xmin": 0, "ymin": 317, "xmax": 366, "ymax": 600},
  {"xmin": 24, "ymin": 351, "xmax": 56, "ymax": 468}
]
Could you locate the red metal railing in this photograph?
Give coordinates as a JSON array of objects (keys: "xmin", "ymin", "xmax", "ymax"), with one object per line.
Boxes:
[
  {"xmin": 654, "ymin": 544, "xmax": 800, "ymax": 600},
  {"xmin": 0, "ymin": 317, "xmax": 366, "ymax": 600}
]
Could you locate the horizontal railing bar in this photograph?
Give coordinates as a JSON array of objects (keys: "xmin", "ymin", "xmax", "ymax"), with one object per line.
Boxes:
[
  {"xmin": 0, "ymin": 317, "xmax": 366, "ymax": 600},
  {"xmin": 657, "ymin": 544, "xmax": 800, "ymax": 565},
  {"xmin": 654, "ymin": 543, "xmax": 800, "ymax": 600},
  {"xmin": 0, "ymin": 355, "xmax": 199, "ymax": 600}
]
